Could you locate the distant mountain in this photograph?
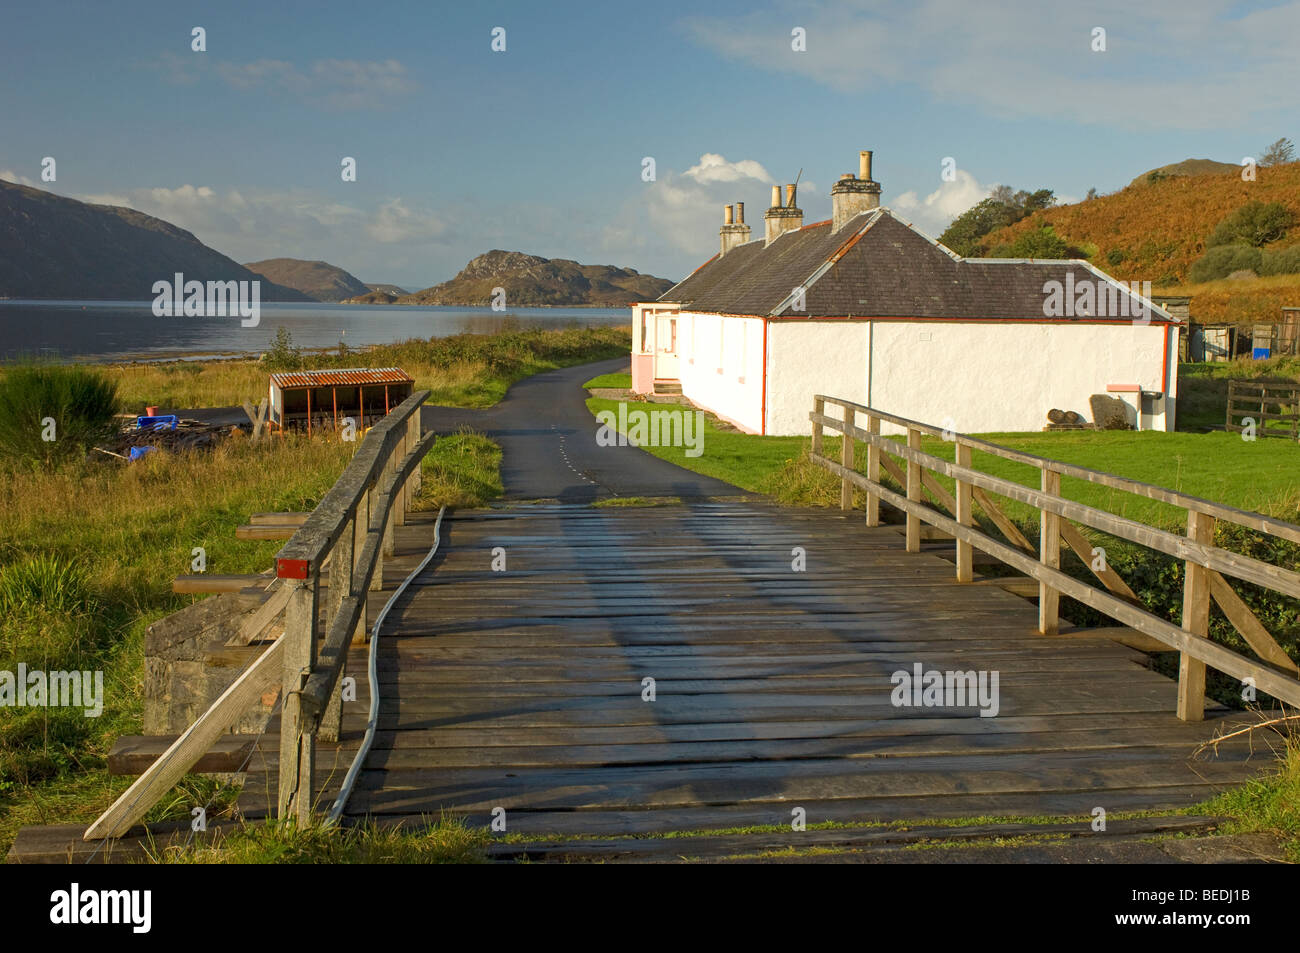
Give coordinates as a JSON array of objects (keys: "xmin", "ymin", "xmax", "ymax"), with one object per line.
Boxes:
[
  {"xmin": 365, "ymin": 283, "xmax": 408, "ymax": 295},
  {"xmin": 244, "ymin": 257, "xmax": 370, "ymax": 302},
  {"xmin": 0, "ymin": 181, "xmax": 311, "ymax": 301},
  {"xmin": 1128, "ymin": 158, "xmax": 1242, "ymax": 188},
  {"xmin": 396, "ymin": 250, "xmax": 675, "ymax": 306}
]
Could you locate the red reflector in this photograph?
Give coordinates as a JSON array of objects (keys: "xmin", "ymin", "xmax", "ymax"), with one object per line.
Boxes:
[{"xmin": 277, "ymin": 558, "xmax": 310, "ymax": 579}]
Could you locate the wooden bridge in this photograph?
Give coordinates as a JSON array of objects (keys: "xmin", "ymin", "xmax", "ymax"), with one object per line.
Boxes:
[{"xmin": 49, "ymin": 385, "xmax": 1300, "ymax": 861}]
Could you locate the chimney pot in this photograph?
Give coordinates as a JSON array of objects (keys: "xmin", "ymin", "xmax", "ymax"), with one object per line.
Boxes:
[
  {"xmin": 724, "ymin": 204, "xmax": 733, "ymax": 225},
  {"xmin": 736, "ymin": 202, "xmax": 744, "ymax": 224},
  {"xmin": 770, "ymin": 185, "xmax": 781, "ymax": 207},
  {"xmin": 860, "ymin": 150, "xmax": 873, "ymax": 181},
  {"xmin": 840, "ymin": 173, "xmax": 854, "ymax": 180}
]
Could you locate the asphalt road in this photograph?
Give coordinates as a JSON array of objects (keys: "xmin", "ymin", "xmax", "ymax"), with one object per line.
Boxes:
[{"xmin": 420, "ymin": 357, "xmax": 753, "ymax": 502}]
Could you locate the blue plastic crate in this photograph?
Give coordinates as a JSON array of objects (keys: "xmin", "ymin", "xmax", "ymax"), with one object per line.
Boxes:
[
  {"xmin": 128, "ymin": 446, "xmax": 158, "ymax": 461},
  {"xmin": 136, "ymin": 415, "xmax": 178, "ymax": 431}
]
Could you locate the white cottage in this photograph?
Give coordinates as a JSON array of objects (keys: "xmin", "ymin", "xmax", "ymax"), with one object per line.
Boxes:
[{"xmin": 631, "ymin": 151, "xmax": 1180, "ymax": 436}]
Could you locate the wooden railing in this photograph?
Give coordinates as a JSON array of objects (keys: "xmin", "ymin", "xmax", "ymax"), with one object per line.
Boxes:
[
  {"xmin": 809, "ymin": 395, "xmax": 1300, "ymax": 721},
  {"xmin": 1227, "ymin": 380, "xmax": 1299, "ymax": 440},
  {"xmin": 272, "ymin": 390, "xmax": 432, "ymax": 824},
  {"xmin": 85, "ymin": 391, "xmax": 431, "ymax": 840}
]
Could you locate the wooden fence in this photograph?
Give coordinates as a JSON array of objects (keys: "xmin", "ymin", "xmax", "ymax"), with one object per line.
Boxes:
[
  {"xmin": 809, "ymin": 395, "xmax": 1300, "ymax": 722},
  {"xmin": 86, "ymin": 390, "xmax": 431, "ymax": 840},
  {"xmin": 1226, "ymin": 380, "xmax": 1300, "ymax": 440}
]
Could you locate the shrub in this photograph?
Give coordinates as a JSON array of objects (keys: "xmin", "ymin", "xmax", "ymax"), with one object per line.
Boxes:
[
  {"xmin": 1260, "ymin": 245, "xmax": 1300, "ymax": 277},
  {"xmin": 1188, "ymin": 244, "xmax": 1263, "ymax": 282},
  {"xmin": 1106, "ymin": 248, "xmax": 1126, "ymax": 266},
  {"xmin": 1007, "ymin": 225, "xmax": 1070, "ymax": 259},
  {"xmin": 0, "ymin": 363, "xmax": 119, "ymax": 468},
  {"xmin": 261, "ymin": 327, "xmax": 302, "ymax": 371},
  {"xmin": 1208, "ymin": 201, "xmax": 1294, "ymax": 248}
]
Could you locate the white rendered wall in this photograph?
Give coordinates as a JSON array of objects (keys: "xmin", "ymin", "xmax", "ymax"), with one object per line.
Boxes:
[
  {"xmin": 866, "ymin": 320, "xmax": 1177, "ymax": 436},
  {"xmin": 676, "ymin": 313, "xmax": 766, "ymax": 433},
  {"xmin": 766, "ymin": 321, "xmax": 871, "ymax": 435}
]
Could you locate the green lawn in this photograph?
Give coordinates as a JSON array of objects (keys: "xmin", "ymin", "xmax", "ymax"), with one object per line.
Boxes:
[
  {"xmin": 582, "ymin": 372, "xmax": 632, "ymax": 389},
  {"xmin": 1177, "ymin": 356, "xmax": 1300, "ymax": 433}
]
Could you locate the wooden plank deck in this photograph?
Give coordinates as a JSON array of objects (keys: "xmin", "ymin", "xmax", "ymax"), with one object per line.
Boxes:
[{"xmin": 237, "ymin": 502, "xmax": 1268, "ymax": 836}]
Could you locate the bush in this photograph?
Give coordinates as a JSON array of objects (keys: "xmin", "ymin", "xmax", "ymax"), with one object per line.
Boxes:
[
  {"xmin": 261, "ymin": 327, "xmax": 302, "ymax": 371},
  {"xmin": 1208, "ymin": 201, "xmax": 1294, "ymax": 248},
  {"xmin": 1188, "ymin": 244, "xmax": 1263, "ymax": 282},
  {"xmin": 1260, "ymin": 245, "xmax": 1300, "ymax": 277},
  {"xmin": 0, "ymin": 364, "xmax": 119, "ymax": 468},
  {"xmin": 1007, "ymin": 225, "xmax": 1070, "ymax": 259},
  {"xmin": 1106, "ymin": 248, "xmax": 1126, "ymax": 266}
]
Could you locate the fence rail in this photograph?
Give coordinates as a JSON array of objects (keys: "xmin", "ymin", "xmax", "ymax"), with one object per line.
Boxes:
[
  {"xmin": 1226, "ymin": 380, "xmax": 1299, "ymax": 440},
  {"xmin": 85, "ymin": 390, "xmax": 431, "ymax": 840},
  {"xmin": 808, "ymin": 395, "xmax": 1300, "ymax": 722}
]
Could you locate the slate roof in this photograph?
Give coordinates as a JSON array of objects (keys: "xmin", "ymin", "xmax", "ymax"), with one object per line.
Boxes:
[{"xmin": 658, "ymin": 209, "xmax": 1176, "ymax": 323}]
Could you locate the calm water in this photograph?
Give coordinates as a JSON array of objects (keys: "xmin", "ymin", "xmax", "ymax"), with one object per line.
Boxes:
[{"xmin": 0, "ymin": 301, "xmax": 630, "ymax": 362}]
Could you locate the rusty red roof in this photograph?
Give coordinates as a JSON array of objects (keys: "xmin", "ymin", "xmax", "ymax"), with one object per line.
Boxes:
[{"xmin": 269, "ymin": 367, "xmax": 414, "ymax": 389}]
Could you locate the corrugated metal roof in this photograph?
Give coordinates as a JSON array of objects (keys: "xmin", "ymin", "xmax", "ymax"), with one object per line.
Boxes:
[{"xmin": 269, "ymin": 367, "xmax": 414, "ymax": 389}]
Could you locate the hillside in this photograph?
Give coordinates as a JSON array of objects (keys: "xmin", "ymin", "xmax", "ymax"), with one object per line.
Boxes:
[
  {"xmin": 976, "ymin": 163, "xmax": 1300, "ymax": 323},
  {"xmin": 0, "ymin": 181, "xmax": 311, "ymax": 301},
  {"xmin": 396, "ymin": 250, "xmax": 675, "ymax": 307},
  {"xmin": 244, "ymin": 257, "xmax": 370, "ymax": 302},
  {"xmin": 1128, "ymin": 158, "xmax": 1241, "ymax": 188},
  {"xmin": 365, "ymin": 283, "xmax": 407, "ymax": 295}
]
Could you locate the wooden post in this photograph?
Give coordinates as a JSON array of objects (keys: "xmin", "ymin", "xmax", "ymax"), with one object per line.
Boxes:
[
  {"xmin": 367, "ymin": 483, "xmax": 384, "ymax": 593},
  {"xmin": 840, "ymin": 403, "xmax": 855, "ymax": 511},
  {"xmin": 865, "ymin": 414, "xmax": 881, "ymax": 527},
  {"xmin": 320, "ymin": 511, "xmax": 355, "ymax": 743},
  {"xmin": 955, "ymin": 442, "xmax": 973, "ymax": 582},
  {"xmin": 1177, "ymin": 509, "xmax": 1216, "ymax": 721},
  {"xmin": 278, "ymin": 573, "xmax": 319, "ymax": 825},
  {"xmin": 1039, "ymin": 468, "xmax": 1061, "ymax": 635},
  {"xmin": 353, "ymin": 506, "xmax": 370, "ymax": 643},
  {"xmin": 382, "ymin": 442, "xmax": 397, "ymax": 558},
  {"xmin": 811, "ymin": 396, "xmax": 824, "ymax": 458},
  {"xmin": 393, "ymin": 426, "xmax": 408, "ymax": 527},
  {"xmin": 905, "ymin": 428, "xmax": 921, "ymax": 553}
]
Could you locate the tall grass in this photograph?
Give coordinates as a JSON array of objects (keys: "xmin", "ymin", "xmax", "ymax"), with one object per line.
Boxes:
[
  {"xmin": 87, "ymin": 325, "xmax": 631, "ymax": 411},
  {"xmin": 0, "ymin": 363, "xmax": 119, "ymax": 467}
]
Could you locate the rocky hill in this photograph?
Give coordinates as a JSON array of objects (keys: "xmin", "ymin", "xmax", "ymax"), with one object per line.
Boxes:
[
  {"xmin": 244, "ymin": 258, "xmax": 371, "ymax": 302},
  {"xmin": 365, "ymin": 283, "xmax": 407, "ymax": 295},
  {"xmin": 395, "ymin": 250, "xmax": 674, "ymax": 306},
  {"xmin": 0, "ymin": 181, "xmax": 311, "ymax": 301}
]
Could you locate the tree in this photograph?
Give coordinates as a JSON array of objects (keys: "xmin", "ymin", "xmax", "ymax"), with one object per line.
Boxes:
[
  {"xmin": 1259, "ymin": 137, "xmax": 1296, "ymax": 167},
  {"xmin": 1086, "ymin": 187, "xmax": 1099, "ymax": 201},
  {"xmin": 937, "ymin": 186, "xmax": 1057, "ymax": 256},
  {"xmin": 1207, "ymin": 201, "xmax": 1294, "ymax": 248}
]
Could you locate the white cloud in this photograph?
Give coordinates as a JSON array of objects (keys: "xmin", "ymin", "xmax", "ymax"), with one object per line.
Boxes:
[
  {"xmin": 890, "ymin": 169, "xmax": 990, "ymax": 239},
  {"xmin": 364, "ymin": 198, "xmax": 447, "ymax": 244},
  {"xmin": 144, "ymin": 54, "xmax": 417, "ymax": 110},
  {"xmin": 0, "ymin": 170, "xmax": 38, "ymax": 187},
  {"xmin": 683, "ymin": 153, "xmax": 775, "ymax": 185},
  {"xmin": 684, "ymin": 0, "xmax": 1300, "ymax": 129}
]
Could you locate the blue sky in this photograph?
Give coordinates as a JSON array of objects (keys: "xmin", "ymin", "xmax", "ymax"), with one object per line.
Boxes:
[{"xmin": 2, "ymin": 0, "xmax": 1296, "ymax": 289}]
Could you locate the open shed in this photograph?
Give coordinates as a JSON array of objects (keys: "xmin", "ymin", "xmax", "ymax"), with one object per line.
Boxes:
[{"xmin": 268, "ymin": 367, "xmax": 415, "ymax": 434}]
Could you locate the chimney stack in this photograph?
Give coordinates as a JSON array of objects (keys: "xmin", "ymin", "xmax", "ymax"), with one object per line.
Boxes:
[
  {"xmin": 765, "ymin": 182, "xmax": 804, "ymax": 246},
  {"xmin": 719, "ymin": 202, "xmax": 751, "ymax": 256},
  {"xmin": 831, "ymin": 149, "xmax": 882, "ymax": 232}
]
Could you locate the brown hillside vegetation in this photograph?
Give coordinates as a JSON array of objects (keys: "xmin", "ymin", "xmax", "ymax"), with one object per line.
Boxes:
[{"xmin": 978, "ymin": 163, "xmax": 1300, "ymax": 323}]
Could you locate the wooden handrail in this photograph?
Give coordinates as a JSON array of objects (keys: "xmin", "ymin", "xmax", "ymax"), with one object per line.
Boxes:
[
  {"xmin": 809, "ymin": 397, "xmax": 1300, "ymax": 721},
  {"xmin": 274, "ymin": 390, "xmax": 429, "ymax": 823},
  {"xmin": 815, "ymin": 394, "xmax": 1300, "ymax": 543},
  {"xmin": 84, "ymin": 392, "xmax": 431, "ymax": 840}
]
